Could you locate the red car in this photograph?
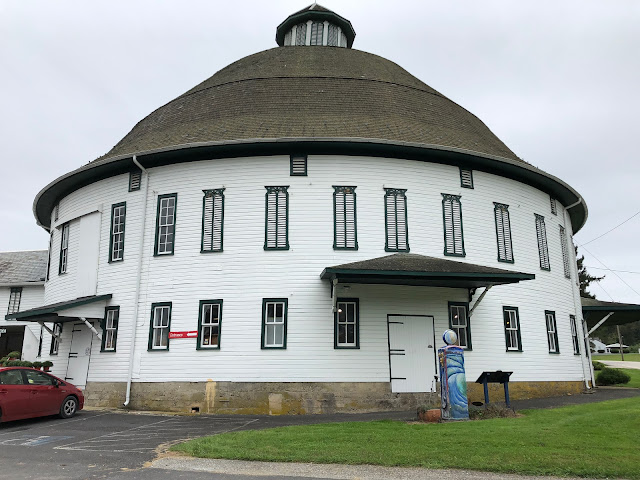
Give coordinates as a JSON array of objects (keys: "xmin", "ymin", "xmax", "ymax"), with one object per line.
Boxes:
[{"xmin": 0, "ymin": 367, "xmax": 84, "ymax": 423}]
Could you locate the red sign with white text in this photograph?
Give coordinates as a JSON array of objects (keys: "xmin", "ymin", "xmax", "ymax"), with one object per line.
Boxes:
[{"xmin": 168, "ymin": 331, "xmax": 198, "ymax": 339}]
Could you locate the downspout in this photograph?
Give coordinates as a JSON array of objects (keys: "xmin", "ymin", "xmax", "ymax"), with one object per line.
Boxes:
[{"xmin": 124, "ymin": 156, "xmax": 149, "ymax": 407}]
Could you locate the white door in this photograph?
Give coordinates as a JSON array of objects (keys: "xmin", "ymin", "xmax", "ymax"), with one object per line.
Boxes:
[
  {"xmin": 65, "ymin": 323, "xmax": 94, "ymax": 389},
  {"xmin": 75, "ymin": 212, "xmax": 101, "ymax": 298},
  {"xmin": 388, "ymin": 315, "xmax": 436, "ymax": 393}
]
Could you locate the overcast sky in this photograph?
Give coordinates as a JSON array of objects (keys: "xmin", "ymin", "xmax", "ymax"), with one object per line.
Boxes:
[{"xmin": 1, "ymin": 0, "xmax": 639, "ymax": 303}]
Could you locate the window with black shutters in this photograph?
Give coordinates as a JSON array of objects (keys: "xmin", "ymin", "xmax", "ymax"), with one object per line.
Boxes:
[
  {"xmin": 201, "ymin": 189, "xmax": 224, "ymax": 253},
  {"xmin": 442, "ymin": 194, "xmax": 465, "ymax": 256},
  {"xmin": 560, "ymin": 225, "xmax": 571, "ymax": 278},
  {"xmin": 460, "ymin": 169, "xmax": 474, "ymax": 189},
  {"xmin": 333, "ymin": 186, "xmax": 357, "ymax": 250},
  {"xmin": 265, "ymin": 186, "xmax": 289, "ymax": 250},
  {"xmin": 494, "ymin": 203, "xmax": 514, "ymax": 263},
  {"xmin": 535, "ymin": 214, "xmax": 550, "ymax": 270},
  {"xmin": 384, "ymin": 188, "xmax": 409, "ymax": 252},
  {"xmin": 129, "ymin": 171, "xmax": 142, "ymax": 191},
  {"xmin": 290, "ymin": 155, "xmax": 307, "ymax": 176}
]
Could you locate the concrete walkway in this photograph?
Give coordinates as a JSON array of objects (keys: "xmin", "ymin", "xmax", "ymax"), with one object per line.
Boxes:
[{"xmin": 600, "ymin": 360, "xmax": 640, "ymax": 370}]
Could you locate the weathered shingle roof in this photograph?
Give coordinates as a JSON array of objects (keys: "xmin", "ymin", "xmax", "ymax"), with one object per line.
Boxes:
[
  {"xmin": 0, "ymin": 250, "xmax": 48, "ymax": 285},
  {"xmin": 103, "ymin": 47, "xmax": 519, "ymax": 163}
]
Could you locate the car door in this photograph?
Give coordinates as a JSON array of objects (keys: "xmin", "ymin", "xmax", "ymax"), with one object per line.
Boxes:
[
  {"xmin": 0, "ymin": 369, "xmax": 31, "ymax": 421},
  {"xmin": 23, "ymin": 369, "xmax": 63, "ymax": 416}
]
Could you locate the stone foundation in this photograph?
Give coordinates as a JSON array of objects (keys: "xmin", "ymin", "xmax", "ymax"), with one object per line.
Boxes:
[{"xmin": 83, "ymin": 380, "xmax": 585, "ymax": 414}]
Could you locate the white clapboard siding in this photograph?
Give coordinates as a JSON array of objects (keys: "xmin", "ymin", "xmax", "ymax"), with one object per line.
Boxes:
[{"xmin": 40, "ymin": 154, "xmax": 587, "ymax": 385}]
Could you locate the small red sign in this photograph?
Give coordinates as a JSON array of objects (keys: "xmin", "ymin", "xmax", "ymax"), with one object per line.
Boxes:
[{"xmin": 168, "ymin": 331, "xmax": 198, "ymax": 339}]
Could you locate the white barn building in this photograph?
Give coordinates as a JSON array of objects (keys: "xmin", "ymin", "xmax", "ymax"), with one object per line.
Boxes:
[{"xmin": 7, "ymin": 5, "xmax": 595, "ymax": 413}]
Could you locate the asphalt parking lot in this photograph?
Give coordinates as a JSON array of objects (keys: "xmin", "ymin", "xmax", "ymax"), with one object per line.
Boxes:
[{"xmin": 1, "ymin": 388, "xmax": 638, "ymax": 480}]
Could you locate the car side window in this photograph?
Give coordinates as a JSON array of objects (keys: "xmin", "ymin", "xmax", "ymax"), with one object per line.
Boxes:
[
  {"xmin": 24, "ymin": 370, "xmax": 55, "ymax": 386},
  {"xmin": 0, "ymin": 370, "xmax": 24, "ymax": 385}
]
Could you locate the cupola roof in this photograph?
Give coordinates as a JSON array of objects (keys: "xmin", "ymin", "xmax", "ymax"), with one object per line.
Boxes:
[{"xmin": 275, "ymin": 3, "xmax": 356, "ymax": 47}]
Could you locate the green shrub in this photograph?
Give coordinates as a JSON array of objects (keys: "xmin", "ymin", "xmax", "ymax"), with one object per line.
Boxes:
[
  {"xmin": 597, "ymin": 367, "xmax": 631, "ymax": 386},
  {"xmin": 42, "ymin": 361, "xmax": 53, "ymax": 368},
  {"xmin": 7, "ymin": 351, "xmax": 21, "ymax": 359},
  {"xmin": 592, "ymin": 360, "xmax": 605, "ymax": 371},
  {"xmin": 32, "ymin": 361, "xmax": 43, "ymax": 369}
]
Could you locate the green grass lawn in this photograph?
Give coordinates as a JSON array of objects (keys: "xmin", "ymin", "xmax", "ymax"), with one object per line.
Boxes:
[
  {"xmin": 172, "ymin": 397, "xmax": 640, "ymax": 479},
  {"xmin": 593, "ymin": 353, "xmax": 640, "ymax": 362}
]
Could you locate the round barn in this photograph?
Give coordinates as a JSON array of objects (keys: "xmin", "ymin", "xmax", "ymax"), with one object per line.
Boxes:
[{"xmin": 9, "ymin": 4, "xmax": 593, "ymax": 413}]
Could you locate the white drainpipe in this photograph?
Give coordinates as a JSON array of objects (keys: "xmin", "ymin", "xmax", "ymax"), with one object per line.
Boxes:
[{"xmin": 124, "ymin": 156, "xmax": 149, "ymax": 407}]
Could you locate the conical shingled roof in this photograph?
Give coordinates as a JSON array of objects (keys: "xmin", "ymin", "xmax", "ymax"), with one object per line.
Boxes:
[{"xmin": 103, "ymin": 46, "xmax": 519, "ymax": 163}]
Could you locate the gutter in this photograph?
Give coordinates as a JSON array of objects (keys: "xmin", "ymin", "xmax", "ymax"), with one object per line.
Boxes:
[{"xmin": 124, "ymin": 155, "xmax": 148, "ymax": 407}]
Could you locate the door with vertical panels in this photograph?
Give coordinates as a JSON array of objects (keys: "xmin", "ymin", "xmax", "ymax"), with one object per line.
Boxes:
[
  {"xmin": 388, "ymin": 315, "xmax": 436, "ymax": 393},
  {"xmin": 65, "ymin": 323, "xmax": 94, "ymax": 389}
]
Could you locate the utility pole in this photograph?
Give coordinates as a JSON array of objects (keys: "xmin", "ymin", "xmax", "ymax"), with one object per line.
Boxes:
[{"xmin": 616, "ymin": 325, "xmax": 625, "ymax": 361}]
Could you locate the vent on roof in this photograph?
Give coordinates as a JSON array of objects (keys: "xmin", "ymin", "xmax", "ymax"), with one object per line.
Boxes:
[
  {"xmin": 550, "ymin": 196, "xmax": 557, "ymax": 215},
  {"xmin": 460, "ymin": 169, "xmax": 474, "ymax": 189},
  {"xmin": 129, "ymin": 171, "xmax": 142, "ymax": 191},
  {"xmin": 290, "ymin": 155, "xmax": 307, "ymax": 176}
]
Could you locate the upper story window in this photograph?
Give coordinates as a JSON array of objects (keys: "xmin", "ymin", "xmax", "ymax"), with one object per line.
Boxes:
[
  {"xmin": 46, "ymin": 232, "xmax": 52, "ymax": 282},
  {"xmin": 384, "ymin": 188, "xmax": 409, "ymax": 252},
  {"xmin": 494, "ymin": 203, "xmax": 514, "ymax": 263},
  {"xmin": 155, "ymin": 194, "xmax": 177, "ymax": 256},
  {"xmin": 310, "ymin": 21, "xmax": 324, "ymax": 45},
  {"xmin": 59, "ymin": 222, "xmax": 70, "ymax": 274},
  {"xmin": 333, "ymin": 186, "xmax": 357, "ymax": 250},
  {"xmin": 290, "ymin": 155, "xmax": 307, "ymax": 176},
  {"xmin": 442, "ymin": 194, "xmax": 465, "ymax": 257},
  {"xmin": 102, "ymin": 307, "xmax": 119, "ymax": 352},
  {"xmin": 560, "ymin": 225, "xmax": 571, "ymax": 279},
  {"xmin": 265, "ymin": 186, "xmax": 289, "ymax": 250},
  {"xmin": 129, "ymin": 171, "xmax": 142, "ymax": 192},
  {"xmin": 550, "ymin": 197, "xmax": 557, "ymax": 215},
  {"xmin": 201, "ymin": 189, "xmax": 224, "ymax": 253},
  {"xmin": 109, "ymin": 203, "xmax": 126, "ymax": 262},
  {"xmin": 534, "ymin": 214, "xmax": 550, "ymax": 271},
  {"xmin": 7, "ymin": 287, "xmax": 22, "ymax": 314},
  {"xmin": 460, "ymin": 169, "xmax": 474, "ymax": 189},
  {"xmin": 295, "ymin": 23, "xmax": 307, "ymax": 45}
]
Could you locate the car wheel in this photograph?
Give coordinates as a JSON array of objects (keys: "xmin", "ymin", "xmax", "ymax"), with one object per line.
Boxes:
[{"xmin": 59, "ymin": 396, "xmax": 78, "ymax": 419}]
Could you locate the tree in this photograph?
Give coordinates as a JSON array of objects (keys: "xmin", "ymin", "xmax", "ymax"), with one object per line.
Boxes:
[{"xmin": 575, "ymin": 245, "xmax": 604, "ymax": 299}]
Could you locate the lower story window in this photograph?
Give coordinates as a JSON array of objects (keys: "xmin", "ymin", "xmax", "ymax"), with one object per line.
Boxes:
[
  {"xmin": 102, "ymin": 307, "xmax": 119, "ymax": 352},
  {"xmin": 149, "ymin": 303, "xmax": 172, "ymax": 350},
  {"xmin": 262, "ymin": 299, "xmax": 287, "ymax": 349},
  {"xmin": 503, "ymin": 306, "xmax": 522, "ymax": 351},
  {"xmin": 335, "ymin": 298, "xmax": 359, "ymax": 348},
  {"xmin": 546, "ymin": 310, "xmax": 559, "ymax": 353},
  {"xmin": 570, "ymin": 315, "xmax": 580, "ymax": 355},
  {"xmin": 448, "ymin": 302, "xmax": 471, "ymax": 349},
  {"xmin": 50, "ymin": 323, "xmax": 62, "ymax": 355},
  {"xmin": 198, "ymin": 300, "xmax": 222, "ymax": 349}
]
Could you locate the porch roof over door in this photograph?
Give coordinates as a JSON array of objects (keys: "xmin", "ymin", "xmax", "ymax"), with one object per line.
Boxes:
[
  {"xmin": 4, "ymin": 294, "xmax": 112, "ymax": 323},
  {"xmin": 320, "ymin": 253, "xmax": 535, "ymax": 288},
  {"xmin": 582, "ymin": 297, "xmax": 640, "ymax": 329}
]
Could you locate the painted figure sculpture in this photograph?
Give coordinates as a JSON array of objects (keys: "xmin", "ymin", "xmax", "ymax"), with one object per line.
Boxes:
[{"xmin": 438, "ymin": 330, "xmax": 470, "ymax": 420}]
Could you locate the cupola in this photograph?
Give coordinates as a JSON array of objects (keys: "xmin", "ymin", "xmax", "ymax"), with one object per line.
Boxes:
[{"xmin": 275, "ymin": 3, "xmax": 356, "ymax": 48}]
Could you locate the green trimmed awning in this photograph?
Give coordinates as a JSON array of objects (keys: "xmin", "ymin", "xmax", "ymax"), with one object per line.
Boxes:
[
  {"xmin": 4, "ymin": 294, "xmax": 112, "ymax": 323},
  {"xmin": 320, "ymin": 253, "xmax": 535, "ymax": 289},
  {"xmin": 582, "ymin": 297, "xmax": 640, "ymax": 329}
]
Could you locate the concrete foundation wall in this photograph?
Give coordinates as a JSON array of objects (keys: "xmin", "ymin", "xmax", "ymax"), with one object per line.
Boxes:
[{"xmin": 84, "ymin": 380, "xmax": 585, "ymax": 414}]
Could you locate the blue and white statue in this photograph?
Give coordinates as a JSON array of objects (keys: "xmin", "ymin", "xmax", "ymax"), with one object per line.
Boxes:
[{"xmin": 438, "ymin": 329, "xmax": 469, "ymax": 420}]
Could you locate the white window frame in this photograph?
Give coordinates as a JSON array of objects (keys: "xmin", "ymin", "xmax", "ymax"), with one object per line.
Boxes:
[
  {"xmin": 50, "ymin": 323, "xmax": 62, "ymax": 355},
  {"xmin": 546, "ymin": 311, "xmax": 559, "ymax": 354},
  {"xmin": 262, "ymin": 299, "xmax": 287, "ymax": 349},
  {"xmin": 109, "ymin": 203, "xmax": 126, "ymax": 262},
  {"xmin": 503, "ymin": 307, "xmax": 522, "ymax": 351},
  {"xmin": 198, "ymin": 301, "xmax": 222, "ymax": 349},
  {"xmin": 335, "ymin": 299, "xmax": 359, "ymax": 348},
  {"xmin": 449, "ymin": 303, "xmax": 471, "ymax": 349},
  {"xmin": 59, "ymin": 222, "xmax": 69, "ymax": 274},
  {"xmin": 150, "ymin": 303, "xmax": 171, "ymax": 350},
  {"xmin": 102, "ymin": 307, "xmax": 119, "ymax": 352},
  {"xmin": 155, "ymin": 194, "xmax": 177, "ymax": 256}
]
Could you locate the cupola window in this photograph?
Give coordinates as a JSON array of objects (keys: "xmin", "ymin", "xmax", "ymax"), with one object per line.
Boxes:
[
  {"xmin": 310, "ymin": 22, "xmax": 324, "ymax": 45},
  {"xmin": 295, "ymin": 23, "xmax": 307, "ymax": 45},
  {"xmin": 327, "ymin": 24, "xmax": 339, "ymax": 46}
]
